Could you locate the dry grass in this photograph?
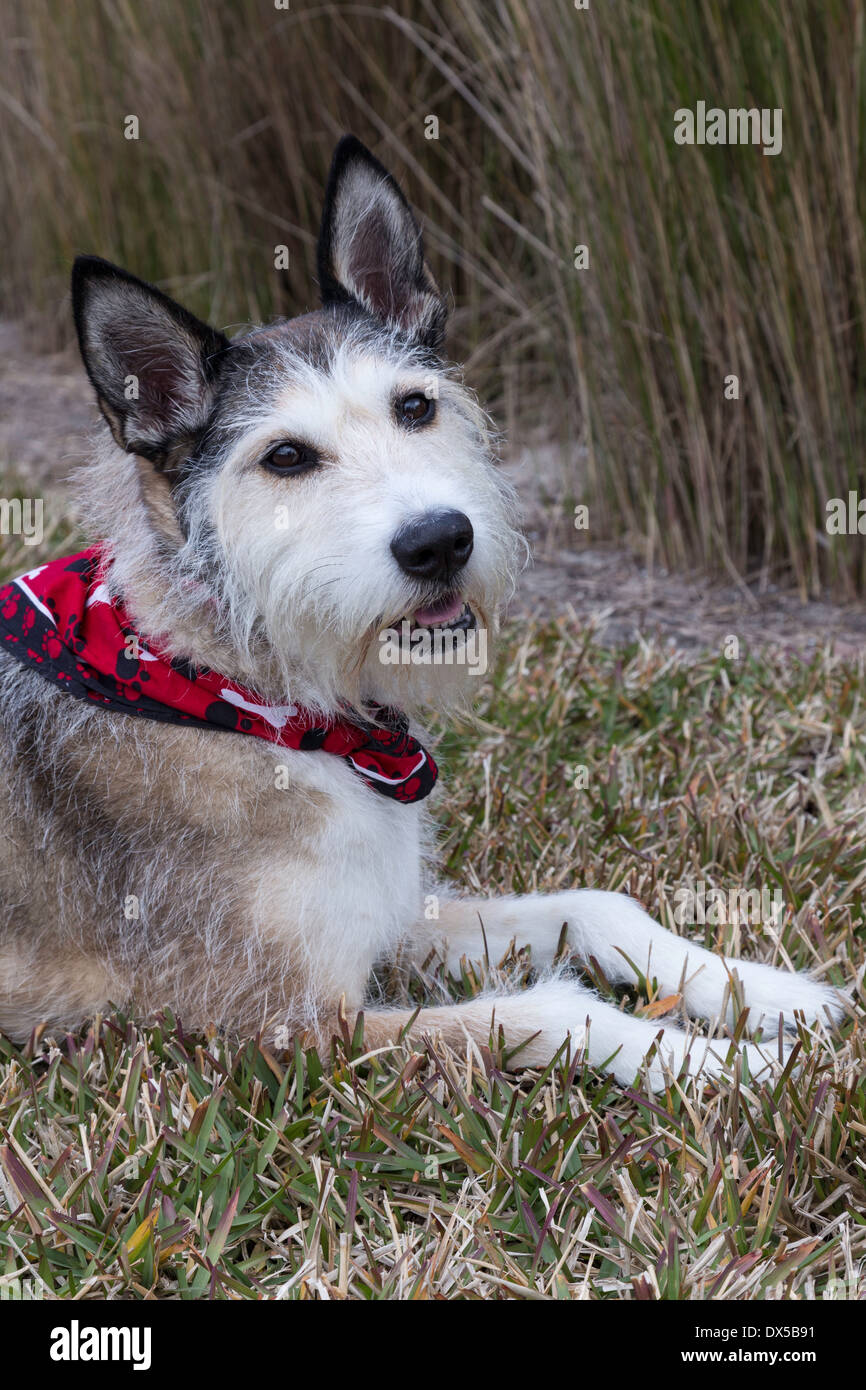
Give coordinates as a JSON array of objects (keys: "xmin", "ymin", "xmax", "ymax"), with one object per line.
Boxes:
[
  {"xmin": 1, "ymin": 1, "xmax": 865, "ymax": 593},
  {"xmin": 0, "ymin": 611, "xmax": 863, "ymax": 1300}
]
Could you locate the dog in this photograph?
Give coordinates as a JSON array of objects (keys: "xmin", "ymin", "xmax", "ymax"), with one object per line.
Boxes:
[{"xmin": 0, "ymin": 136, "xmax": 843, "ymax": 1089}]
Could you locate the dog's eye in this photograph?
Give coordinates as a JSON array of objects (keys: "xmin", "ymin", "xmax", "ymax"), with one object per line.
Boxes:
[
  {"xmin": 261, "ymin": 442, "xmax": 319, "ymax": 476},
  {"xmin": 397, "ymin": 392, "xmax": 435, "ymax": 428}
]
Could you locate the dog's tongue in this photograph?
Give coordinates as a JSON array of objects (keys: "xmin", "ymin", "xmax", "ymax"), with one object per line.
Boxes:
[{"xmin": 413, "ymin": 595, "xmax": 464, "ymax": 627}]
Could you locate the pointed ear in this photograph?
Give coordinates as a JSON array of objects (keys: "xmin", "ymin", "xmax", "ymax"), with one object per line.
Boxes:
[
  {"xmin": 317, "ymin": 136, "xmax": 447, "ymax": 354},
  {"xmin": 71, "ymin": 256, "xmax": 229, "ymax": 462}
]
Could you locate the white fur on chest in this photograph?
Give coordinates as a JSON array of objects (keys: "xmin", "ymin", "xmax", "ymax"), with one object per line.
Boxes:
[{"xmin": 250, "ymin": 745, "xmax": 428, "ymax": 1006}]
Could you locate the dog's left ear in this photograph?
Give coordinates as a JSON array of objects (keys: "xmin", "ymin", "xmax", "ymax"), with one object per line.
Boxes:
[{"xmin": 317, "ymin": 136, "xmax": 447, "ymax": 354}]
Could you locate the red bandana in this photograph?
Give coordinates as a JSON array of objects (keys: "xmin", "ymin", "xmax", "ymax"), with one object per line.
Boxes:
[{"xmin": 0, "ymin": 548, "xmax": 437, "ymax": 804}]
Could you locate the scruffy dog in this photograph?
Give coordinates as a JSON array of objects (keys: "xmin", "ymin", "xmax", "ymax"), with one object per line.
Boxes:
[{"xmin": 0, "ymin": 137, "xmax": 842, "ymax": 1088}]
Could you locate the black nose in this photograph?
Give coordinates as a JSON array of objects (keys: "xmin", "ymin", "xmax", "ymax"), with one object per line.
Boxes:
[{"xmin": 390, "ymin": 509, "xmax": 474, "ymax": 583}]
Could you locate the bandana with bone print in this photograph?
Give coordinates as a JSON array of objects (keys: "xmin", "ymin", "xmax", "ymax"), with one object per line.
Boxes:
[{"xmin": 0, "ymin": 548, "xmax": 437, "ymax": 804}]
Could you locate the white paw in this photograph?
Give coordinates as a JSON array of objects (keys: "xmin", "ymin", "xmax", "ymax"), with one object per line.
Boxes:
[{"xmin": 725, "ymin": 960, "xmax": 845, "ymax": 1036}]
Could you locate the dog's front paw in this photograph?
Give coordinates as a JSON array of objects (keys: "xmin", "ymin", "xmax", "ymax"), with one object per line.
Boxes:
[{"xmin": 727, "ymin": 959, "xmax": 845, "ymax": 1036}]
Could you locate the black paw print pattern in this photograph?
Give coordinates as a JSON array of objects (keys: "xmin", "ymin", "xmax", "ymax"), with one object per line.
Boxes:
[{"xmin": 0, "ymin": 548, "xmax": 437, "ymax": 804}]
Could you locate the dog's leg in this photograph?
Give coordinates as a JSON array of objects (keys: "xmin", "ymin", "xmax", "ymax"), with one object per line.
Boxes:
[
  {"xmin": 420, "ymin": 892, "xmax": 842, "ymax": 1036},
  {"xmin": 322, "ymin": 978, "xmax": 786, "ymax": 1091}
]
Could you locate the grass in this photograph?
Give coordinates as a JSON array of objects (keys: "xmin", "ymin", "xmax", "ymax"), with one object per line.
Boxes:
[
  {"xmin": 0, "ymin": 614, "xmax": 863, "ymax": 1300},
  {"xmin": 2, "ymin": 1, "xmax": 865, "ymax": 594}
]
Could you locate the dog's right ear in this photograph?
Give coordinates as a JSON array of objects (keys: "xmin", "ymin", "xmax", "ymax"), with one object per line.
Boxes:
[{"xmin": 71, "ymin": 256, "xmax": 229, "ymax": 464}]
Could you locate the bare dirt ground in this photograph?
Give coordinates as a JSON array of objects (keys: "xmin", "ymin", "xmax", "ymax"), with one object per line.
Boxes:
[
  {"xmin": 3, "ymin": 320, "xmax": 866, "ymax": 658},
  {"xmin": 510, "ymin": 466, "xmax": 866, "ymax": 657}
]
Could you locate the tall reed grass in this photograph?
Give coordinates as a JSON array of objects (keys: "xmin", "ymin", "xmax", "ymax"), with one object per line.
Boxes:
[{"xmin": 1, "ymin": 0, "xmax": 863, "ymax": 596}]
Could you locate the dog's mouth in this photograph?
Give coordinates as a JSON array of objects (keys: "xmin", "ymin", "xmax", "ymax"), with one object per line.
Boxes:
[{"xmin": 409, "ymin": 595, "xmax": 477, "ymax": 634}]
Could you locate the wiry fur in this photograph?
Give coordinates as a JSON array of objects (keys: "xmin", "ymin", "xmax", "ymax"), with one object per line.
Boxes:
[
  {"xmin": 0, "ymin": 137, "xmax": 845, "ymax": 1089},
  {"xmin": 75, "ymin": 313, "xmax": 519, "ymax": 716}
]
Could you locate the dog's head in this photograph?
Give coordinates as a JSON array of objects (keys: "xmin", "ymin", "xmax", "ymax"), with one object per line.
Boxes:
[{"xmin": 72, "ymin": 136, "xmax": 522, "ymax": 716}]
